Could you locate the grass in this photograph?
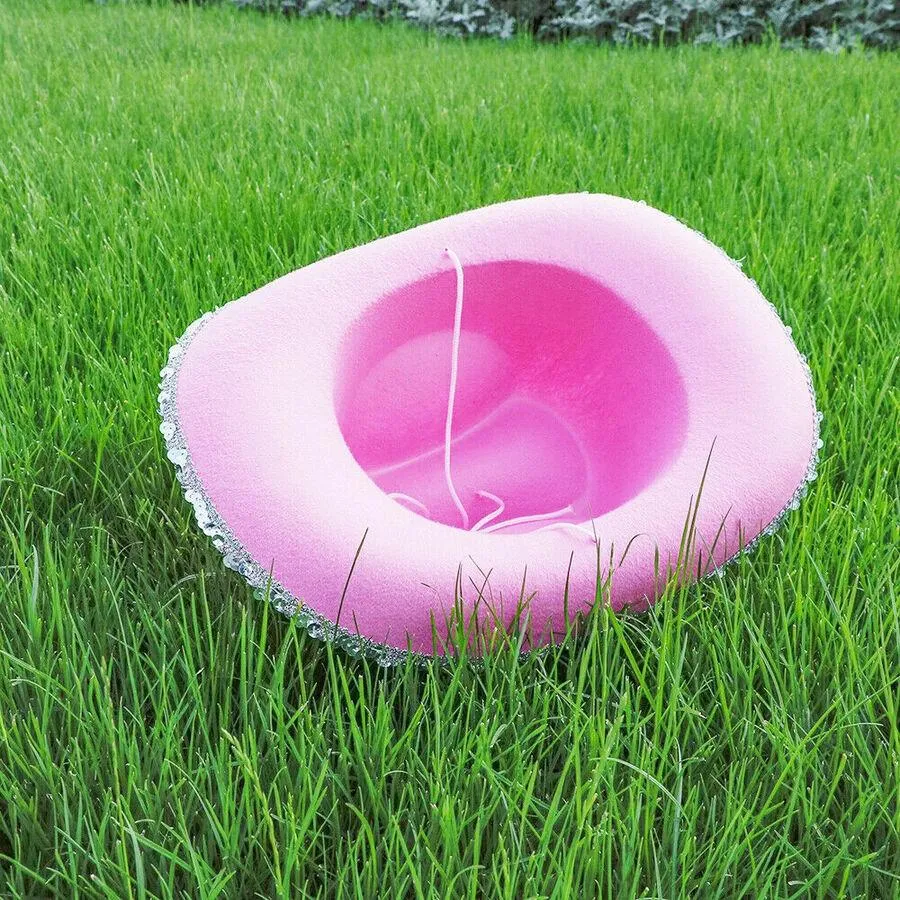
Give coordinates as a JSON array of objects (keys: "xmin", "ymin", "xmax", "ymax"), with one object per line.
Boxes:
[{"xmin": 0, "ymin": 1, "xmax": 898, "ymax": 896}]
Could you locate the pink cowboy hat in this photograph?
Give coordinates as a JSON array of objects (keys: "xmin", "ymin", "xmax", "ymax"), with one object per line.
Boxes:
[{"xmin": 159, "ymin": 194, "xmax": 820, "ymax": 662}]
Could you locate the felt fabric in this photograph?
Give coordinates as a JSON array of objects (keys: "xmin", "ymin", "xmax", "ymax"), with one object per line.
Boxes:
[{"xmin": 166, "ymin": 194, "xmax": 819, "ymax": 656}]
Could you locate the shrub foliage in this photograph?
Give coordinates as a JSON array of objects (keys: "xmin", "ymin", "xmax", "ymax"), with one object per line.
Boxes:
[{"xmin": 233, "ymin": 0, "xmax": 898, "ymax": 47}]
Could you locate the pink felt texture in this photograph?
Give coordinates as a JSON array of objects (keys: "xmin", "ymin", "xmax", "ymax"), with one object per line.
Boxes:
[{"xmin": 174, "ymin": 194, "xmax": 817, "ymax": 655}]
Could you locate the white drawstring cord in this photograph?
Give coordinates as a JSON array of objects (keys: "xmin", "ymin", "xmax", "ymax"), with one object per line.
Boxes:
[
  {"xmin": 481, "ymin": 505, "xmax": 576, "ymax": 535},
  {"xmin": 386, "ymin": 248, "xmax": 592, "ymax": 542},
  {"xmin": 443, "ymin": 248, "xmax": 470, "ymax": 529},
  {"xmin": 470, "ymin": 490, "xmax": 506, "ymax": 532}
]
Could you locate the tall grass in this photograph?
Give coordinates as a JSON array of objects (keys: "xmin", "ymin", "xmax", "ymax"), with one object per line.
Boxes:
[{"xmin": 0, "ymin": 1, "xmax": 897, "ymax": 896}]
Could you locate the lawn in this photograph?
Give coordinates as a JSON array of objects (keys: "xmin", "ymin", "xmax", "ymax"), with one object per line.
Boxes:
[{"xmin": 0, "ymin": 1, "xmax": 898, "ymax": 897}]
